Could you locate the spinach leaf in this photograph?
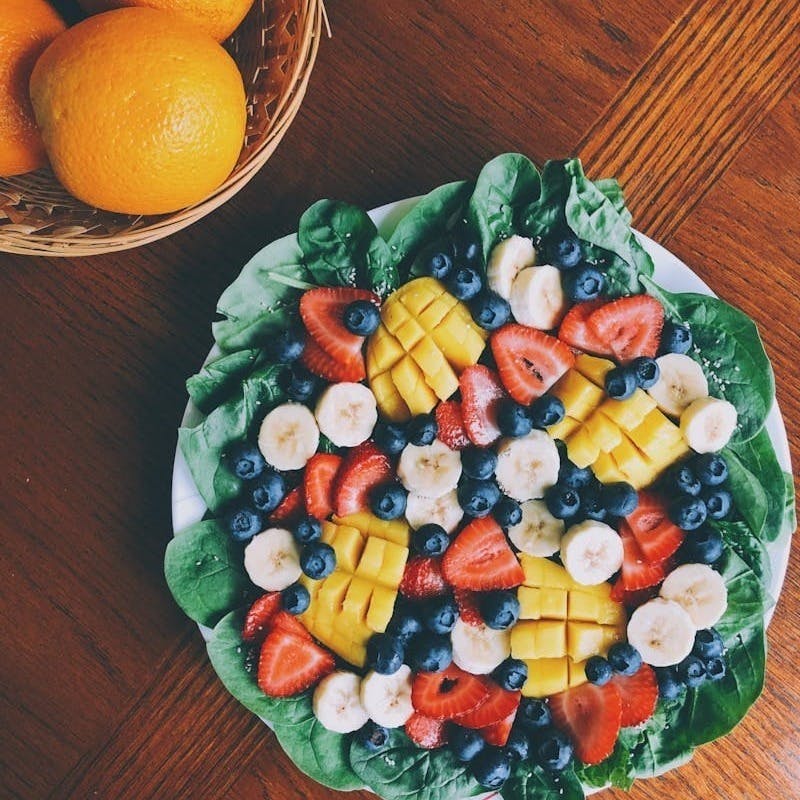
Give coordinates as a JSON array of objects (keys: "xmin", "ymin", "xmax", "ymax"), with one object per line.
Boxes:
[
  {"xmin": 467, "ymin": 153, "xmax": 541, "ymax": 261},
  {"xmin": 782, "ymin": 471, "xmax": 797, "ymax": 536},
  {"xmin": 712, "ymin": 546, "xmax": 769, "ymax": 640},
  {"xmin": 625, "ymin": 699, "xmax": 694, "ymax": 778},
  {"xmin": 502, "ymin": 763, "xmax": 585, "ymax": 800},
  {"xmin": 186, "ymin": 348, "xmax": 262, "ymax": 415},
  {"xmin": 178, "ymin": 364, "xmax": 286, "ymax": 512},
  {"xmin": 519, "ymin": 158, "xmax": 572, "ymax": 239},
  {"xmin": 165, "ymin": 522, "xmax": 250, "ymax": 627},
  {"xmin": 712, "ymin": 520, "xmax": 772, "ymax": 591},
  {"xmin": 576, "ymin": 741, "xmax": 635, "ymax": 790},
  {"xmin": 585, "ymin": 247, "xmax": 641, "ymax": 298},
  {"xmin": 593, "ymin": 177, "xmax": 632, "ymax": 225},
  {"xmin": 213, "ymin": 235, "xmax": 315, "ymax": 352},
  {"xmin": 641, "ymin": 276, "xmax": 775, "ymax": 442}
]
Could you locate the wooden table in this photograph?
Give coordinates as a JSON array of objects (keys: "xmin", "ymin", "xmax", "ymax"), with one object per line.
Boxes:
[{"xmin": 2, "ymin": 2, "xmax": 798, "ymax": 798}]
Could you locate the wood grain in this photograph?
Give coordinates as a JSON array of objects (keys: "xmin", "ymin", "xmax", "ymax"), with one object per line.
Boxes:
[{"xmin": 1, "ymin": 1, "xmax": 797, "ymax": 798}]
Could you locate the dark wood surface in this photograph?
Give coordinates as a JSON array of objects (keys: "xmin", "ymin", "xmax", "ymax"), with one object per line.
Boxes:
[{"xmin": 1, "ymin": 2, "xmax": 798, "ymax": 798}]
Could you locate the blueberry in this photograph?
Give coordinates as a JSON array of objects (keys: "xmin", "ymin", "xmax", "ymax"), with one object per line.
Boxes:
[
  {"xmin": 446, "ymin": 266, "xmax": 483, "ymax": 301},
  {"xmin": 450, "ymin": 726, "xmax": 486, "ymax": 762},
  {"xmin": 427, "ymin": 251, "xmax": 454, "ymax": 280},
  {"xmin": 413, "ymin": 523, "xmax": 450, "ymax": 556},
  {"xmin": 655, "ymin": 666, "xmax": 686, "ymax": 700},
  {"xmin": 504, "ymin": 727, "xmax": 530, "ymax": 761},
  {"xmin": 479, "ymin": 590, "xmax": 521, "ymax": 630},
  {"xmin": 694, "ymin": 453, "xmax": 728, "ymax": 486},
  {"xmin": 580, "ymin": 482, "xmax": 607, "ymax": 522},
  {"xmin": 517, "ymin": 697, "xmax": 552, "ymax": 730},
  {"xmin": 493, "ymin": 496, "xmax": 523, "ymax": 529},
  {"xmin": 705, "ymin": 656, "xmax": 727, "ymax": 682},
  {"xmin": 493, "ymin": 658, "xmax": 528, "ymax": 691},
  {"xmin": 407, "ymin": 414, "xmax": 438, "ymax": 446},
  {"xmin": 293, "ymin": 514, "xmax": 322, "ymax": 544},
  {"xmin": 558, "ymin": 458, "xmax": 594, "ymax": 491},
  {"xmin": 680, "ymin": 525, "xmax": 724, "ymax": 564},
  {"xmin": 631, "ymin": 356, "xmax": 660, "ymax": 389},
  {"xmin": 366, "ymin": 633, "xmax": 405, "ymax": 675},
  {"xmin": 548, "ymin": 233, "xmax": 582, "ymax": 270},
  {"xmin": 660, "ymin": 320, "xmax": 692, "ymax": 355},
  {"xmin": 544, "ymin": 484, "xmax": 581, "ymax": 520},
  {"xmin": 357, "ymin": 721, "xmax": 390, "ymax": 752},
  {"xmin": 300, "ymin": 542, "xmax": 336, "ymax": 579},
  {"xmin": 470, "ymin": 290, "xmax": 511, "ymax": 331},
  {"xmin": 386, "ymin": 605, "xmax": 424, "ymax": 643},
  {"xmin": 251, "ymin": 470, "xmax": 287, "ymax": 514},
  {"xmin": 601, "ymin": 481, "xmax": 639, "ymax": 517},
  {"xmin": 605, "ymin": 366, "xmax": 637, "ymax": 400},
  {"xmin": 497, "ymin": 399, "xmax": 533, "ymax": 438},
  {"xmin": 282, "ymin": 363, "xmax": 320, "ymax": 402},
  {"xmin": 584, "ymin": 655, "xmax": 613, "ymax": 685},
  {"xmin": 563, "ymin": 265, "xmax": 605, "ymax": 302},
  {"xmin": 702, "ymin": 488, "xmax": 732, "ymax": 520},
  {"xmin": 693, "ymin": 628, "xmax": 724, "ymax": 660},
  {"xmin": 458, "ymin": 478, "xmax": 501, "ymax": 517},
  {"xmin": 667, "ymin": 464, "xmax": 702, "ymax": 497},
  {"xmin": 528, "ymin": 394, "xmax": 566, "ymax": 429},
  {"xmin": 372, "ymin": 421, "xmax": 408, "ymax": 456},
  {"xmin": 535, "ymin": 728, "xmax": 574, "ymax": 772},
  {"xmin": 223, "ymin": 506, "xmax": 263, "ymax": 542},
  {"xmin": 424, "ymin": 596, "xmax": 459, "ymax": 634},
  {"xmin": 453, "ymin": 233, "xmax": 482, "ymax": 268},
  {"xmin": 370, "ymin": 482, "xmax": 408, "ymax": 521},
  {"xmin": 461, "ymin": 447, "xmax": 498, "ymax": 480},
  {"xmin": 281, "ymin": 583, "xmax": 310, "ymax": 615},
  {"xmin": 608, "ymin": 642, "xmax": 642, "ymax": 676},
  {"xmin": 670, "ymin": 495, "xmax": 708, "ymax": 531},
  {"xmin": 343, "ymin": 300, "xmax": 380, "ymax": 336},
  {"xmin": 267, "ymin": 325, "xmax": 306, "ymax": 363},
  {"xmin": 225, "ymin": 441, "xmax": 266, "ymax": 481},
  {"xmin": 471, "ymin": 747, "xmax": 511, "ymax": 789},
  {"xmin": 408, "ymin": 632, "xmax": 453, "ymax": 673},
  {"xmin": 676, "ymin": 654, "xmax": 706, "ymax": 688}
]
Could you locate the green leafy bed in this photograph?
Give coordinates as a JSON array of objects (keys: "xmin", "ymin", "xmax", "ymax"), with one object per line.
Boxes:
[{"xmin": 165, "ymin": 154, "xmax": 796, "ymax": 799}]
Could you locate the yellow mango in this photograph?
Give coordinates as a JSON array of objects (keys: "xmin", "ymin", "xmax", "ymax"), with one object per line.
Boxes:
[
  {"xmin": 394, "ymin": 317, "xmax": 426, "ymax": 351},
  {"xmin": 417, "ymin": 293, "xmax": 458, "ymax": 330},
  {"xmin": 367, "ymin": 372, "xmax": 411, "ymax": 422},
  {"xmin": 574, "ymin": 354, "xmax": 615, "ymax": 387},
  {"xmin": 566, "ymin": 428, "xmax": 601, "ymax": 469},
  {"xmin": 611, "ymin": 437, "xmax": 656, "ymax": 489},
  {"xmin": 551, "ymin": 370, "xmax": 605, "ymax": 421},
  {"xmin": 522, "ymin": 657, "xmax": 569, "ymax": 698},
  {"xmin": 547, "ymin": 415, "xmax": 580, "ymax": 442},
  {"xmin": 321, "ymin": 520, "xmax": 337, "ymax": 546},
  {"xmin": 628, "ymin": 408, "xmax": 683, "ymax": 459},
  {"xmin": 379, "ymin": 540, "xmax": 409, "ymax": 588},
  {"xmin": 520, "ymin": 555, "xmax": 575, "ymax": 590},
  {"xmin": 335, "ymin": 512, "xmax": 411, "ymax": 547},
  {"xmin": 424, "ymin": 362, "xmax": 460, "ymax": 402},
  {"xmin": 568, "ymin": 591, "xmax": 601, "ymax": 622},
  {"xmin": 382, "ymin": 299, "xmax": 412, "ymax": 334},
  {"xmin": 367, "ymin": 586, "xmax": 398, "ymax": 632},
  {"xmin": 567, "ymin": 621, "xmax": 607, "ymax": 661},
  {"xmin": 331, "ymin": 525, "xmax": 365, "ymax": 573},
  {"xmin": 591, "ymin": 451, "xmax": 627, "ymax": 484},
  {"xmin": 511, "ymin": 621, "xmax": 539, "ymax": 659},
  {"xmin": 583, "ymin": 412, "xmax": 623, "ymax": 453},
  {"xmin": 539, "ymin": 588, "xmax": 568, "ymax": 619},
  {"xmin": 341, "ymin": 577, "xmax": 373, "ymax": 624},
  {"xmin": 356, "ymin": 536, "xmax": 386, "ymax": 581},
  {"xmin": 568, "ymin": 659, "xmax": 589, "ymax": 688},
  {"xmin": 535, "ymin": 620, "xmax": 567, "ymax": 658},
  {"xmin": 317, "ymin": 572, "xmax": 351, "ymax": 619},
  {"xmin": 391, "ymin": 356, "xmax": 438, "ymax": 415},
  {"xmin": 518, "ymin": 586, "xmax": 542, "ymax": 619},
  {"xmin": 367, "ymin": 326, "xmax": 406, "ymax": 372},
  {"xmin": 398, "ymin": 278, "xmax": 444, "ymax": 315},
  {"xmin": 600, "ymin": 389, "xmax": 657, "ymax": 430}
]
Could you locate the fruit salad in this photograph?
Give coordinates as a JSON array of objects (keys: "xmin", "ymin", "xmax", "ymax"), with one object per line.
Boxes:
[{"xmin": 166, "ymin": 154, "xmax": 794, "ymax": 799}]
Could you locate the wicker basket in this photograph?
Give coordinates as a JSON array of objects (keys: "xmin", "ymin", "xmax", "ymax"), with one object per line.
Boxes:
[{"xmin": 0, "ymin": 0, "xmax": 325, "ymax": 257}]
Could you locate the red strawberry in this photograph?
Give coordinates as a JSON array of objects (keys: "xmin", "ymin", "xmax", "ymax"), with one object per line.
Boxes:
[
  {"xmin": 400, "ymin": 556, "xmax": 448, "ymax": 599},
  {"xmin": 435, "ymin": 400, "xmax": 471, "ymax": 450},
  {"xmin": 587, "ymin": 294, "xmax": 664, "ymax": 362},
  {"xmin": 459, "ymin": 365, "xmax": 505, "ymax": 446},
  {"xmin": 480, "ymin": 709, "xmax": 516, "ymax": 746},
  {"xmin": 491, "ymin": 325, "xmax": 575, "ymax": 405},
  {"xmin": 459, "ymin": 682, "xmax": 520, "ymax": 729},
  {"xmin": 301, "ymin": 336, "xmax": 365, "ymax": 382},
  {"xmin": 442, "ymin": 517, "xmax": 524, "ymax": 591},
  {"xmin": 270, "ymin": 610, "xmax": 313, "ymax": 641},
  {"xmin": 268, "ymin": 485, "xmax": 305, "ymax": 525},
  {"xmin": 626, "ymin": 492, "xmax": 685, "ymax": 563},
  {"xmin": 304, "ymin": 453, "xmax": 342, "ymax": 520},
  {"xmin": 612, "ymin": 664, "xmax": 658, "ymax": 727},
  {"xmin": 548, "ymin": 681, "xmax": 622, "ymax": 766},
  {"xmin": 405, "ymin": 713, "xmax": 448, "ymax": 749},
  {"xmin": 411, "ymin": 665, "xmax": 490, "ymax": 720},
  {"xmin": 454, "ymin": 589, "xmax": 483, "ymax": 626},
  {"xmin": 333, "ymin": 442, "xmax": 392, "ymax": 516},
  {"xmin": 557, "ymin": 299, "xmax": 612, "ymax": 354},
  {"xmin": 257, "ymin": 629, "xmax": 335, "ymax": 697},
  {"xmin": 610, "ymin": 576, "xmax": 660, "ymax": 608},
  {"xmin": 242, "ymin": 593, "xmax": 282, "ymax": 644},
  {"xmin": 620, "ymin": 521, "xmax": 668, "ymax": 591}
]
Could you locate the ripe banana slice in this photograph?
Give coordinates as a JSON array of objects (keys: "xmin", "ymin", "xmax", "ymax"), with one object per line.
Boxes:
[
  {"xmin": 397, "ymin": 440, "xmax": 462, "ymax": 499},
  {"xmin": 404, "ymin": 489, "xmax": 463, "ymax": 533},
  {"xmin": 258, "ymin": 403, "xmax": 320, "ymax": 471},
  {"xmin": 486, "ymin": 235, "xmax": 536, "ymax": 300},
  {"xmin": 626, "ymin": 598, "xmax": 697, "ymax": 667},
  {"xmin": 680, "ymin": 396, "xmax": 738, "ymax": 454},
  {"xmin": 451, "ymin": 618, "xmax": 511, "ymax": 675},
  {"xmin": 508, "ymin": 499, "xmax": 565, "ymax": 557},
  {"xmin": 360, "ymin": 665, "xmax": 414, "ymax": 728},
  {"xmin": 313, "ymin": 671, "xmax": 370, "ymax": 733},
  {"xmin": 315, "ymin": 382, "xmax": 378, "ymax": 448},
  {"xmin": 495, "ymin": 431, "xmax": 560, "ymax": 502},
  {"xmin": 660, "ymin": 563, "xmax": 728, "ymax": 629},
  {"xmin": 559, "ymin": 520, "xmax": 624, "ymax": 586},
  {"xmin": 647, "ymin": 354, "xmax": 709, "ymax": 417},
  {"xmin": 244, "ymin": 528, "xmax": 302, "ymax": 591},
  {"xmin": 509, "ymin": 265, "xmax": 567, "ymax": 330}
]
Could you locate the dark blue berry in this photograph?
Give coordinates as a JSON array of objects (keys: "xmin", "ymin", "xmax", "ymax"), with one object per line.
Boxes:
[
  {"xmin": 267, "ymin": 325, "xmax": 306, "ymax": 363},
  {"xmin": 357, "ymin": 721, "xmax": 390, "ymax": 752},
  {"xmin": 660, "ymin": 320, "xmax": 692, "ymax": 355},
  {"xmin": 655, "ymin": 667, "xmax": 686, "ymax": 700},
  {"xmin": 366, "ymin": 633, "xmax": 405, "ymax": 674},
  {"xmin": 412, "ymin": 523, "xmax": 450, "ymax": 556},
  {"xmin": 580, "ymin": 482, "xmax": 607, "ymax": 522},
  {"xmin": 471, "ymin": 747, "xmax": 511, "ymax": 789},
  {"xmin": 386, "ymin": 605, "xmax": 424, "ymax": 643},
  {"xmin": 693, "ymin": 628, "xmax": 724, "ymax": 660},
  {"xmin": 370, "ymin": 482, "xmax": 408, "ymax": 521},
  {"xmin": 282, "ymin": 583, "xmax": 310, "ymax": 615},
  {"xmin": 535, "ymin": 728, "xmax": 574, "ymax": 772},
  {"xmin": 479, "ymin": 590, "xmax": 520, "ymax": 630},
  {"xmin": 544, "ymin": 484, "xmax": 581, "ymax": 520},
  {"xmin": 453, "ymin": 234, "xmax": 482, "ymax": 268},
  {"xmin": 584, "ymin": 655, "xmax": 613, "ymax": 685},
  {"xmin": 461, "ymin": 447, "xmax": 497, "ymax": 480},
  {"xmin": 667, "ymin": 464, "xmax": 702, "ymax": 497},
  {"xmin": 407, "ymin": 414, "xmax": 438, "ymax": 446},
  {"xmin": 300, "ymin": 542, "xmax": 336, "ymax": 579},
  {"xmin": 226, "ymin": 441, "xmax": 266, "ymax": 481},
  {"xmin": 558, "ymin": 458, "xmax": 594, "ymax": 490},
  {"xmin": 517, "ymin": 698, "xmax": 552, "ymax": 730},
  {"xmin": 458, "ymin": 478, "xmax": 501, "ymax": 517},
  {"xmin": 694, "ymin": 453, "xmax": 728, "ymax": 486},
  {"xmin": 601, "ymin": 481, "xmax": 639, "ymax": 517},
  {"xmin": 670, "ymin": 495, "xmax": 708, "ymax": 531},
  {"xmin": 446, "ymin": 266, "xmax": 483, "ymax": 301},
  {"xmin": 427, "ymin": 252, "xmax": 454, "ymax": 280},
  {"xmin": 528, "ymin": 394, "xmax": 566, "ymax": 429},
  {"xmin": 676, "ymin": 655, "xmax": 706, "ymax": 688},
  {"xmin": 424, "ymin": 596, "xmax": 459, "ymax": 634},
  {"xmin": 372, "ymin": 421, "xmax": 408, "ymax": 456},
  {"xmin": 223, "ymin": 506, "xmax": 263, "ymax": 542},
  {"xmin": 702, "ymin": 488, "xmax": 731, "ymax": 520},
  {"xmin": 450, "ymin": 726, "xmax": 486, "ymax": 762},
  {"xmin": 343, "ymin": 300, "xmax": 380, "ymax": 336},
  {"xmin": 563, "ymin": 265, "xmax": 605, "ymax": 302},
  {"xmin": 282, "ymin": 363, "xmax": 319, "ymax": 402},
  {"xmin": 294, "ymin": 514, "xmax": 322, "ymax": 544},
  {"xmin": 705, "ymin": 656, "xmax": 726, "ymax": 682},
  {"xmin": 631, "ymin": 356, "xmax": 660, "ymax": 389},
  {"xmin": 504, "ymin": 727, "xmax": 530, "ymax": 761},
  {"xmin": 548, "ymin": 233, "xmax": 582, "ymax": 270},
  {"xmin": 497, "ymin": 399, "xmax": 533, "ymax": 438},
  {"xmin": 470, "ymin": 290, "xmax": 511, "ymax": 331},
  {"xmin": 251, "ymin": 470, "xmax": 287, "ymax": 514},
  {"xmin": 493, "ymin": 496, "xmax": 523, "ymax": 529},
  {"xmin": 408, "ymin": 632, "xmax": 453, "ymax": 673},
  {"xmin": 608, "ymin": 642, "xmax": 642, "ymax": 676},
  {"xmin": 605, "ymin": 366, "xmax": 637, "ymax": 400},
  {"xmin": 493, "ymin": 658, "xmax": 528, "ymax": 691},
  {"xmin": 680, "ymin": 525, "xmax": 724, "ymax": 564}
]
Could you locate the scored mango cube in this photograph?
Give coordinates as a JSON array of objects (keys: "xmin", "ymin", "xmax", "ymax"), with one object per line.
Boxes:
[
  {"xmin": 582, "ymin": 412, "xmax": 623, "ymax": 453},
  {"xmin": 628, "ymin": 407, "xmax": 684, "ymax": 459},
  {"xmin": 539, "ymin": 588, "xmax": 568, "ymax": 619},
  {"xmin": 547, "ymin": 415, "xmax": 580, "ymax": 442},
  {"xmin": 600, "ymin": 389, "xmax": 656, "ymax": 430},
  {"xmin": 331, "ymin": 525, "xmax": 365, "ymax": 573},
  {"xmin": 565, "ymin": 428, "xmax": 601, "ymax": 469},
  {"xmin": 317, "ymin": 572, "xmax": 351, "ymax": 618},
  {"xmin": 551, "ymin": 369, "xmax": 605, "ymax": 421},
  {"xmin": 574, "ymin": 354, "xmax": 615, "ymax": 386},
  {"xmin": 368, "ymin": 325, "xmax": 406, "ymax": 371},
  {"xmin": 368, "ymin": 371, "xmax": 411, "ymax": 422},
  {"xmin": 523, "ymin": 658, "xmax": 569, "ymax": 698},
  {"xmin": 340, "ymin": 577, "xmax": 373, "ymax": 626},
  {"xmin": 591, "ymin": 451, "xmax": 627, "ymax": 484},
  {"xmin": 611, "ymin": 438, "xmax": 655, "ymax": 489},
  {"xmin": 391, "ymin": 356, "xmax": 438, "ymax": 415},
  {"xmin": 535, "ymin": 620, "xmax": 567, "ymax": 658},
  {"xmin": 518, "ymin": 586, "xmax": 542, "ymax": 619},
  {"xmin": 568, "ymin": 659, "xmax": 589, "ymax": 688},
  {"xmin": 510, "ymin": 621, "xmax": 539, "ymax": 659},
  {"xmin": 367, "ymin": 586, "xmax": 397, "ymax": 633},
  {"xmin": 378, "ymin": 540, "xmax": 409, "ymax": 588},
  {"xmin": 400, "ymin": 280, "xmax": 442, "ymax": 315},
  {"xmin": 417, "ymin": 293, "xmax": 457, "ymax": 330},
  {"xmin": 567, "ymin": 621, "xmax": 607, "ymax": 661},
  {"xmin": 334, "ymin": 511, "xmax": 411, "ymax": 547},
  {"xmin": 355, "ymin": 537, "xmax": 386, "ymax": 580}
]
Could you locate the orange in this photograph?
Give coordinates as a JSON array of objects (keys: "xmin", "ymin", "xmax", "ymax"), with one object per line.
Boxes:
[
  {"xmin": 30, "ymin": 7, "xmax": 247, "ymax": 216},
  {"xmin": 77, "ymin": 0, "xmax": 256, "ymax": 41},
  {"xmin": 0, "ymin": 0, "xmax": 66, "ymax": 177}
]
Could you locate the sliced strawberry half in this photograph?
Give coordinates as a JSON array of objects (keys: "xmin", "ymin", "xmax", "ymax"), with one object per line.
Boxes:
[
  {"xmin": 557, "ymin": 299, "xmax": 611, "ymax": 355},
  {"xmin": 619, "ymin": 521, "xmax": 669, "ymax": 591},
  {"xmin": 270, "ymin": 610, "xmax": 313, "ymax": 641},
  {"xmin": 400, "ymin": 556, "xmax": 448, "ymax": 599},
  {"xmin": 454, "ymin": 589, "xmax": 484, "ymax": 626},
  {"xmin": 626, "ymin": 491, "xmax": 685, "ymax": 563},
  {"xmin": 491, "ymin": 324, "xmax": 575, "ymax": 405},
  {"xmin": 411, "ymin": 665, "xmax": 490, "ymax": 720},
  {"xmin": 257, "ymin": 629, "xmax": 334, "ymax": 697},
  {"xmin": 459, "ymin": 681, "xmax": 520, "ymax": 729},
  {"xmin": 435, "ymin": 400, "xmax": 471, "ymax": 450},
  {"xmin": 242, "ymin": 592, "xmax": 282, "ymax": 644},
  {"xmin": 333, "ymin": 442, "xmax": 392, "ymax": 517},
  {"xmin": 480, "ymin": 708, "xmax": 516, "ymax": 746},
  {"xmin": 405, "ymin": 713, "xmax": 448, "ymax": 749},
  {"xmin": 304, "ymin": 453, "xmax": 342, "ymax": 520},
  {"xmin": 442, "ymin": 517, "xmax": 524, "ymax": 590},
  {"xmin": 611, "ymin": 664, "xmax": 658, "ymax": 727},
  {"xmin": 268, "ymin": 485, "xmax": 305, "ymax": 525},
  {"xmin": 301, "ymin": 336, "xmax": 366, "ymax": 382},
  {"xmin": 610, "ymin": 576, "xmax": 660, "ymax": 608},
  {"xmin": 548, "ymin": 681, "xmax": 622, "ymax": 766},
  {"xmin": 459, "ymin": 365, "xmax": 505, "ymax": 446},
  {"xmin": 587, "ymin": 294, "xmax": 664, "ymax": 362}
]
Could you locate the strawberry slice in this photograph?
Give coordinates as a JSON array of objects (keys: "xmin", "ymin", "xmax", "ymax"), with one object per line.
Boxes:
[
  {"xmin": 411, "ymin": 665, "xmax": 490, "ymax": 720},
  {"xmin": 257, "ymin": 629, "xmax": 335, "ymax": 697},
  {"xmin": 620, "ymin": 521, "xmax": 668, "ymax": 591},
  {"xmin": 480, "ymin": 708, "xmax": 516, "ymax": 747},
  {"xmin": 405, "ymin": 713, "xmax": 448, "ymax": 749},
  {"xmin": 557, "ymin": 299, "xmax": 612, "ymax": 354},
  {"xmin": 270, "ymin": 610, "xmax": 313, "ymax": 641},
  {"xmin": 491, "ymin": 325, "xmax": 575, "ymax": 405},
  {"xmin": 400, "ymin": 556, "xmax": 448, "ymax": 599},
  {"xmin": 610, "ymin": 576, "xmax": 660, "ymax": 608},
  {"xmin": 435, "ymin": 400, "xmax": 471, "ymax": 450},
  {"xmin": 587, "ymin": 294, "xmax": 664, "ymax": 362},
  {"xmin": 304, "ymin": 453, "xmax": 342, "ymax": 520},
  {"xmin": 548, "ymin": 681, "xmax": 622, "ymax": 766},
  {"xmin": 242, "ymin": 592, "xmax": 282, "ymax": 644},
  {"xmin": 611, "ymin": 664, "xmax": 658, "ymax": 727},
  {"xmin": 454, "ymin": 589, "xmax": 483, "ymax": 626},
  {"xmin": 459, "ymin": 365, "xmax": 505, "ymax": 446},
  {"xmin": 626, "ymin": 492, "xmax": 685, "ymax": 563},
  {"xmin": 442, "ymin": 517, "xmax": 524, "ymax": 591},
  {"xmin": 333, "ymin": 442, "xmax": 392, "ymax": 517},
  {"xmin": 459, "ymin": 682, "xmax": 520, "ymax": 729},
  {"xmin": 301, "ymin": 336, "xmax": 366, "ymax": 382},
  {"xmin": 268, "ymin": 485, "xmax": 305, "ymax": 525}
]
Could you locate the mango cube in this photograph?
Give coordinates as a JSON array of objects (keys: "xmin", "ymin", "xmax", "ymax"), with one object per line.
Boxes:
[
  {"xmin": 518, "ymin": 586, "xmax": 542, "ymax": 619},
  {"xmin": 378, "ymin": 540, "xmax": 409, "ymax": 588},
  {"xmin": 367, "ymin": 586, "xmax": 397, "ymax": 632},
  {"xmin": 574, "ymin": 354, "xmax": 615, "ymax": 386},
  {"xmin": 368, "ymin": 372, "xmax": 410, "ymax": 422},
  {"xmin": 628, "ymin": 408, "xmax": 684, "ymax": 459},
  {"xmin": 523, "ymin": 658, "xmax": 569, "ymax": 698},
  {"xmin": 611, "ymin": 438, "xmax": 655, "ymax": 489},
  {"xmin": 368, "ymin": 325, "xmax": 406, "ymax": 371},
  {"xmin": 547, "ymin": 415, "xmax": 580, "ymax": 442},
  {"xmin": 334, "ymin": 512, "xmax": 411, "ymax": 547},
  {"xmin": 535, "ymin": 621, "xmax": 567, "ymax": 658},
  {"xmin": 331, "ymin": 525, "xmax": 365, "ymax": 573},
  {"xmin": 568, "ymin": 659, "xmax": 589, "ymax": 688},
  {"xmin": 600, "ymin": 389, "xmax": 656, "ymax": 430},
  {"xmin": 539, "ymin": 588, "xmax": 568, "ymax": 619},
  {"xmin": 317, "ymin": 572, "xmax": 351, "ymax": 618},
  {"xmin": 511, "ymin": 622, "xmax": 539, "ymax": 659},
  {"xmin": 567, "ymin": 621, "xmax": 607, "ymax": 661},
  {"xmin": 566, "ymin": 428, "xmax": 601, "ymax": 469},
  {"xmin": 391, "ymin": 355, "xmax": 439, "ymax": 415},
  {"xmin": 591, "ymin": 451, "xmax": 627, "ymax": 484},
  {"xmin": 551, "ymin": 369, "xmax": 605, "ymax": 421},
  {"xmin": 355, "ymin": 537, "xmax": 386, "ymax": 581},
  {"xmin": 583, "ymin": 412, "xmax": 623, "ymax": 453}
]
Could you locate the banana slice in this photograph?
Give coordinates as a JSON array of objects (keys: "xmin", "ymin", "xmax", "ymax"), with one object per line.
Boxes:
[
  {"xmin": 258, "ymin": 403, "xmax": 320, "ymax": 471},
  {"xmin": 397, "ymin": 440, "xmax": 462, "ymax": 499},
  {"xmin": 560, "ymin": 520, "xmax": 623, "ymax": 586},
  {"xmin": 315, "ymin": 382, "xmax": 378, "ymax": 448},
  {"xmin": 508, "ymin": 499, "xmax": 565, "ymax": 557},
  {"xmin": 495, "ymin": 431, "xmax": 560, "ymax": 502},
  {"xmin": 660, "ymin": 563, "xmax": 728, "ymax": 629},
  {"xmin": 451, "ymin": 618, "xmax": 511, "ymax": 675},
  {"xmin": 509, "ymin": 265, "xmax": 567, "ymax": 330},
  {"xmin": 626, "ymin": 598, "xmax": 697, "ymax": 667},
  {"xmin": 486, "ymin": 235, "xmax": 536, "ymax": 300},
  {"xmin": 313, "ymin": 671, "xmax": 370, "ymax": 733},
  {"xmin": 680, "ymin": 396, "xmax": 738, "ymax": 454},
  {"xmin": 404, "ymin": 489, "xmax": 464, "ymax": 533},
  {"xmin": 244, "ymin": 527, "xmax": 302, "ymax": 591},
  {"xmin": 360, "ymin": 665, "xmax": 414, "ymax": 728},
  {"xmin": 647, "ymin": 354, "xmax": 709, "ymax": 417}
]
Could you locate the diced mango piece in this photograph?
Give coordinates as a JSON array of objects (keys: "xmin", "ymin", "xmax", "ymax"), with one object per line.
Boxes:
[
  {"xmin": 331, "ymin": 525, "xmax": 365, "ymax": 573},
  {"xmin": 583, "ymin": 412, "xmax": 623, "ymax": 453},
  {"xmin": 566, "ymin": 428, "xmax": 601, "ymax": 469},
  {"xmin": 568, "ymin": 659, "xmax": 589, "ymax": 688},
  {"xmin": 367, "ymin": 325, "xmax": 406, "ymax": 372},
  {"xmin": 611, "ymin": 437, "xmax": 655, "ymax": 489},
  {"xmin": 356, "ymin": 536, "xmax": 386, "ymax": 580},
  {"xmin": 321, "ymin": 521, "xmax": 337, "ymax": 546},
  {"xmin": 398, "ymin": 279, "xmax": 443, "ymax": 315},
  {"xmin": 522, "ymin": 657, "xmax": 569, "ymax": 698},
  {"xmin": 520, "ymin": 555, "xmax": 575, "ymax": 590},
  {"xmin": 391, "ymin": 355, "xmax": 438, "ymax": 415},
  {"xmin": 368, "ymin": 372, "xmax": 411, "ymax": 422},
  {"xmin": 568, "ymin": 591, "xmax": 601, "ymax": 622},
  {"xmin": 567, "ymin": 621, "xmax": 607, "ymax": 661},
  {"xmin": 378, "ymin": 540, "xmax": 409, "ymax": 588},
  {"xmin": 547, "ymin": 415, "xmax": 581, "ymax": 442},
  {"xmin": 551, "ymin": 370, "xmax": 605, "ymax": 421},
  {"xmin": 597, "ymin": 598, "xmax": 627, "ymax": 627},
  {"xmin": 382, "ymin": 299, "xmax": 412, "ymax": 334},
  {"xmin": 317, "ymin": 572, "xmax": 351, "ymax": 618},
  {"xmin": 394, "ymin": 317, "xmax": 426, "ymax": 351},
  {"xmin": 334, "ymin": 512, "xmax": 411, "ymax": 547},
  {"xmin": 425, "ymin": 362, "xmax": 460, "ymax": 402},
  {"xmin": 410, "ymin": 335, "xmax": 447, "ymax": 377},
  {"xmin": 367, "ymin": 586, "xmax": 397, "ymax": 632},
  {"xmin": 341, "ymin": 577, "xmax": 373, "ymax": 625},
  {"xmin": 601, "ymin": 625, "xmax": 625, "ymax": 652},
  {"xmin": 591, "ymin": 451, "xmax": 627, "ymax": 484},
  {"xmin": 628, "ymin": 408, "xmax": 684, "ymax": 459},
  {"xmin": 574, "ymin": 354, "xmax": 615, "ymax": 387},
  {"xmin": 417, "ymin": 293, "xmax": 458, "ymax": 330},
  {"xmin": 535, "ymin": 620, "xmax": 567, "ymax": 658},
  {"xmin": 518, "ymin": 586, "xmax": 542, "ymax": 619},
  {"xmin": 511, "ymin": 621, "xmax": 539, "ymax": 659},
  {"xmin": 539, "ymin": 588, "xmax": 568, "ymax": 619},
  {"xmin": 600, "ymin": 389, "xmax": 656, "ymax": 430}
]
